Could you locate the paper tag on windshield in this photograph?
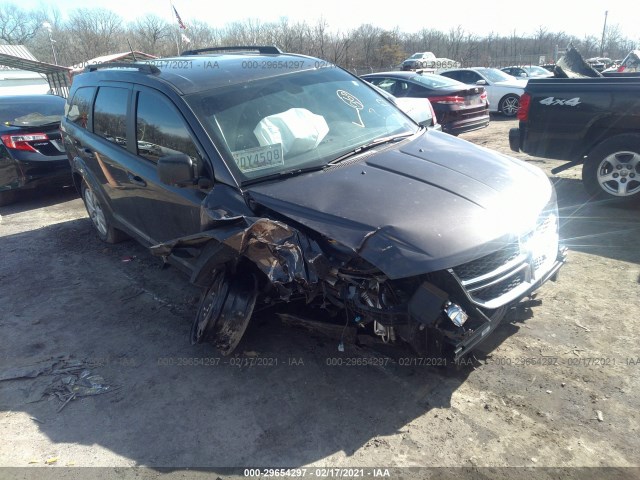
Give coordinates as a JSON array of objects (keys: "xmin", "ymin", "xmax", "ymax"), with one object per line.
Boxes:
[{"xmin": 232, "ymin": 144, "xmax": 284, "ymax": 173}]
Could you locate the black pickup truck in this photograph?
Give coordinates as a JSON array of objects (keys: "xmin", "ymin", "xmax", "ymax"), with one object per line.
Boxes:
[{"xmin": 509, "ymin": 77, "xmax": 640, "ymax": 201}]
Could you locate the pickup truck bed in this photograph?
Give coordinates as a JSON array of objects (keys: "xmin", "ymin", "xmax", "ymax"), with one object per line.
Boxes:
[{"xmin": 509, "ymin": 77, "xmax": 640, "ymax": 201}]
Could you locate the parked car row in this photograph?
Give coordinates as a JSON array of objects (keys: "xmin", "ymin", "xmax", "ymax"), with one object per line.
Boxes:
[
  {"xmin": 438, "ymin": 67, "xmax": 527, "ymax": 117},
  {"xmin": 362, "ymin": 71, "xmax": 489, "ymax": 135}
]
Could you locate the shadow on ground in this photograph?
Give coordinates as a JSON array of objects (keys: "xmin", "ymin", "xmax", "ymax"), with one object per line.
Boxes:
[{"xmin": 0, "ymin": 218, "xmax": 479, "ymax": 468}]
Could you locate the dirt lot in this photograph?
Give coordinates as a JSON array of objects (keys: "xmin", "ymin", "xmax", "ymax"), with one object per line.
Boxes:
[{"xmin": 1, "ymin": 117, "xmax": 639, "ymax": 478}]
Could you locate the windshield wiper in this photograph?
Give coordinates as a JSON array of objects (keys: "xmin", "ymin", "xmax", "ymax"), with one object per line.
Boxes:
[
  {"xmin": 242, "ymin": 165, "xmax": 326, "ymax": 186},
  {"xmin": 328, "ymin": 132, "xmax": 416, "ymax": 166}
]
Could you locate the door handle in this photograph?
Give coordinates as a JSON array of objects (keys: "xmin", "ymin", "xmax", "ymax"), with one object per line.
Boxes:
[
  {"xmin": 127, "ymin": 172, "xmax": 147, "ymax": 187},
  {"xmin": 82, "ymin": 148, "xmax": 95, "ymax": 157}
]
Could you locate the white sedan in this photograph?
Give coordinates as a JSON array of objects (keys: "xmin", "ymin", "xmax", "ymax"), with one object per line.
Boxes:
[{"xmin": 438, "ymin": 67, "xmax": 527, "ymax": 117}]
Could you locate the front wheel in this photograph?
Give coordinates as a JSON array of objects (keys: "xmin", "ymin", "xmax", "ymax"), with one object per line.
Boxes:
[
  {"xmin": 0, "ymin": 189, "xmax": 18, "ymax": 207},
  {"xmin": 582, "ymin": 134, "xmax": 640, "ymax": 201},
  {"xmin": 191, "ymin": 268, "xmax": 258, "ymax": 356},
  {"xmin": 499, "ymin": 94, "xmax": 520, "ymax": 117}
]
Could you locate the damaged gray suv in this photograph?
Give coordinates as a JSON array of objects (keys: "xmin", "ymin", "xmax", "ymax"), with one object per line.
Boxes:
[{"xmin": 61, "ymin": 46, "xmax": 566, "ymax": 361}]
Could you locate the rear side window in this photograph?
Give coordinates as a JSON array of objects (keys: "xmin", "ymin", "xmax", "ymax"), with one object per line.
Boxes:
[
  {"xmin": 93, "ymin": 87, "xmax": 129, "ymax": 148},
  {"xmin": 443, "ymin": 71, "xmax": 463, "ymax": 82},
  {"xmin": 66, "ymin": 87, "xmax": 95, "ymax": 129},
  {"xmin": 368, "ymin": 78, "xmax": 410, "ymax": 97},
  {"xmin": 135, "ymin": 90, "xmax": 199, "ymax": 164},
  {"xmin": 463, "ymin": 71, "xmax": 483, "ymax": 83}
]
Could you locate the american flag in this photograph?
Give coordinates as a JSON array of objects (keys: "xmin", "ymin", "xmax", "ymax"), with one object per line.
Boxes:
[{"xmin": 173, "ymin": 5, "xmax": 186, "ymax": 29}]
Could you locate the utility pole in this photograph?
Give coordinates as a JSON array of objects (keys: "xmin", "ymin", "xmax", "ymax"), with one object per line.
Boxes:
[
  {"xmin": 42, "ymin": 22, "xmax": 58, "ymax": 65},
  {"xmin": 600, "ymin": 10, "xmax": 608, "ymax": 57}
]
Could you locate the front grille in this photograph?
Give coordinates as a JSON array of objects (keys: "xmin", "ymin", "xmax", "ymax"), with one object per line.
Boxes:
[
  {"xmin": 453, "ymin": 242, "xmax": 520, "ymax": 281},
  {"xmin": 472, "ymin": 269, "xmax": 526, "ymax": 302},
  {"xmin": 450, "ymin": 210, "xmax": 559, "ymax": 309}
]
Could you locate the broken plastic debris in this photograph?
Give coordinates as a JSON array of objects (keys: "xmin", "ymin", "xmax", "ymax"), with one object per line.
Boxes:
[
  {"xmin": 596, "ymin": 410, "xmax": 604, "ymax": 422},
  {"xmin": 68, "ymin": 370, "xmax": 112, "ymax": 397},
  {"xmin": 45, "ymin": 457, "xmax": 58, "ymax": 464}
]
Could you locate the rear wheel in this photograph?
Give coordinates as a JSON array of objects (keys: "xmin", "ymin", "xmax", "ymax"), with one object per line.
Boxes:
[
  {"xmin": 583, "ymin": 134, "xmax": 640, "ymax": 201},
  {"xmin": 81, "ymin": 182, "xmax": 128, "ymax": 243},
  {"xmin": 499, "ymin": 94, "xmax": 520, "ymax": 117}
]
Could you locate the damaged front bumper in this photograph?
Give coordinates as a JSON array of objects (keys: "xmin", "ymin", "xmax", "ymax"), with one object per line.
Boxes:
[
  {"xmin": 151, "ymin": 203, "xmax": 567, "ymax": 360},
  {"xmin": 448, "ymin": 246, "xmax": 567, "ymax": 361}
]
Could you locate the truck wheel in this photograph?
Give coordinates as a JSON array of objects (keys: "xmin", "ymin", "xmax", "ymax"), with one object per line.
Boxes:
[
  {"xmin": 81, "ymin": 182, "xmax": 128, "ymax": 243},
  {"xmin": 583, "ymin": 134, "xmax": 640, "ymax": 201},
  {"xmin": 499, "ymin": 94, "xmax": 520, "ymax": 117}
]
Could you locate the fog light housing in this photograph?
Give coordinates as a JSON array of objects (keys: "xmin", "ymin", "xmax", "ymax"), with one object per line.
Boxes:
[{"xmin": 445, "ymin": 301, "xmax": 468, "ymax": 327}]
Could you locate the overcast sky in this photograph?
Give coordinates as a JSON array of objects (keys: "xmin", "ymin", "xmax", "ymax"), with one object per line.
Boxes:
[{"xmin": 20, "ymin": 0, "xmax": 640, "ymax": 40}]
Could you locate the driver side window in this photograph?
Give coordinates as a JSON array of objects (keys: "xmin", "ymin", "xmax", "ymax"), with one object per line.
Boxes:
[{"xmin": 135, "ymin": 90, "xmax": 201, "ymax": 171}]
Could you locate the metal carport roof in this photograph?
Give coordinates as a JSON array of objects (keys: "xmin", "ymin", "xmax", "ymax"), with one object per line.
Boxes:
[{"xmin": 0, "ymin": 50, "xmax": 72, "ymax": 98}]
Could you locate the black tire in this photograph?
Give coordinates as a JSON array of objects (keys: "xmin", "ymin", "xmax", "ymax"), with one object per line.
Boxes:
[
  {"xmin": 582, "ymin": 134, "xmax": 640, "ymax": 201},
  {"xmin": 0, "ymin": 189, "xmax": 18, "ymax": 207},
  {"xmin": 191, "ymin": 268, "xmax": 230, "ymax": 345},
  {"xmin": 191, "ymin": 267, "xmax": 257, "ymax": 356},
  {"xmin": 80, "ymin": 182, "xmax": 128, "ymax": 243},
  {"xmin": 499, "ymin": 94, "xmax": 520, "ymax": 117}
]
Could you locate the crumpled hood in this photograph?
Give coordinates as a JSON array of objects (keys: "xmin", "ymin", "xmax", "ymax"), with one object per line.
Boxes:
[{"xmin": 247, "ymin": 130, "xmax": 553, "ymax": 279}]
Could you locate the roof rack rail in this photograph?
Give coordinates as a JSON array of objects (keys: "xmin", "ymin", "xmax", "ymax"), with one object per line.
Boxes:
[
  {"xmin": 84, "ymin": 62, "xmax": 160, "ymax": 74},
  {"xmin": 181, "ymin": 46, "xmax": 283, "ymax": 56}
]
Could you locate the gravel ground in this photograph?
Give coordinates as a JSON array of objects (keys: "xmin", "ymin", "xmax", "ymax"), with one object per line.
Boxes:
[{"xmin": 1, "ymin": 116, "xmax": 639, "ymax": 479}]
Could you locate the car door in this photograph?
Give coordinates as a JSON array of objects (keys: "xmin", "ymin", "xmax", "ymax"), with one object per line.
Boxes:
[
  {"xmin": 123, "ymin": 86, "xmax": 210, "ymax": 243},
  {"xmin": 66, "ymin": 83, "xmax": 148, "ymax": 236}
]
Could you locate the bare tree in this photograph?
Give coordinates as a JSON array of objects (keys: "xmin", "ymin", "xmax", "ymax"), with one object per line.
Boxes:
[
  {"xmin": 0, "ymin": 3, "xmax": 45, "ymax": 44},
  {"xmin": 66, "ymin": 8, "xmax": 125, "ymax": 62},
  {"xmin": 130, "ymin": 14, "xmax": 172, "ymax": 55},
  {"xmin": 4, "ymin": 5, "xmax": 637, "ymax": 72}
]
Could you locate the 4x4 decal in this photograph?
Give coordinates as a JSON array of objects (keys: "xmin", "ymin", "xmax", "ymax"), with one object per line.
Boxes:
[{"xmin": 539, "ymin": 96, "xmax": 581, "ymax": 106}]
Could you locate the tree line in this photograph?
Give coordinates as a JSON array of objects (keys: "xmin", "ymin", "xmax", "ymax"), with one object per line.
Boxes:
[{"xmin": 1, "ymin": 3, "xmax": 637, "ymax": 72}]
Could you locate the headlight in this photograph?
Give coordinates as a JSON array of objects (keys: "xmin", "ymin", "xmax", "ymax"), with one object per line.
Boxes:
[{"xmin": 521, "ymin": 205, "xmax": 559, "ymax": 279}]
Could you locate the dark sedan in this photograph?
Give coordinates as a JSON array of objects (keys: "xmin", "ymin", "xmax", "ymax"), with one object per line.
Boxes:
[
  {"xmin": 362, "ymin": 71, "xmax": 489, "ymax": 135},
  {"xmin": 0, "ymin": 95, "xmax": 69, "ymax": 205}
]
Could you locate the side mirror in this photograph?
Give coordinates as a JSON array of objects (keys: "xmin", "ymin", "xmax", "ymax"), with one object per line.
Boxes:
[
  {"xmin": 476, "ymin": 80, "xmax": 487, "ymax": 85},
  {"xmin": 158, "ymin": 153, "xmax": 195, "ymax": 187}
]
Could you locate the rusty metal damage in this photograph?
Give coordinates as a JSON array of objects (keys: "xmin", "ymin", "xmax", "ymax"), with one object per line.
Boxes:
[{"xmin": 151, "ymin": 215, "xmax": 330, "ymax": 301}]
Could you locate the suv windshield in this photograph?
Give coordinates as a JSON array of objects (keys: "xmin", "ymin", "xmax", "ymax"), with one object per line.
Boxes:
[
  {"xmin": 186, "ymin": 68, "xmax": 418, "ymax": 183},
  {"xmin": 409, "ymin": 52, "xmax": 435, "ymax": 60}
]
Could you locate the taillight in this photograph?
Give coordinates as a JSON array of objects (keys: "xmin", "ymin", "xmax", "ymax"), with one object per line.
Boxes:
[
  {"xmin": 1, "ymin": 133, "xmax": 49, "ymax": 152},
  {"xmin": 429, "ymin": 95, "xmax": 465, "ymax": 104},
  {"xmin": 426, "ymin": 99, "xmax": 438, "ymax": 125},
  {"xmin": 517, "ymin": 92, "xmax": 531, "ymax": 121}
]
